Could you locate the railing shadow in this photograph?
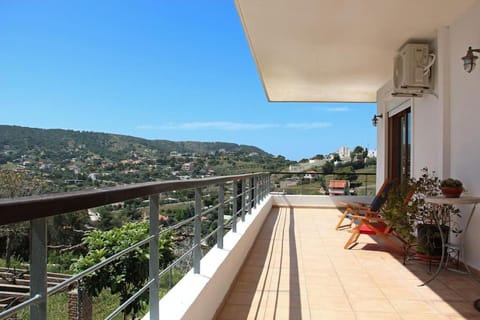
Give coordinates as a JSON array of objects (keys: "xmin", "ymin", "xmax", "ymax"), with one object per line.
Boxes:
[
  {"xmin": 288, "ymin": 207, "xmax": 301, "ymax": 319},
  {"xmin": 218, "ymin": 206, "xmax": 304, "ymax": 319}
]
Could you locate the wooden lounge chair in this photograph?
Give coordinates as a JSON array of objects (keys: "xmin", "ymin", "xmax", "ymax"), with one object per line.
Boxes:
[
  {"xmin": 335, "ymin": 179, "xmax": 394, "ymax": 230},
  {"xmin": 343, "ymin": 184, "xmax": 416, "ymax": 254}
]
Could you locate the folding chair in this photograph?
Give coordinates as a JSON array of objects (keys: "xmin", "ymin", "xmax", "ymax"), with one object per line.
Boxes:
[
  {"xmin": 335, "ymin": 179, "xmax": 394, "ymax": 230},
  {"xmin": 344, "ymin": 184, "xmax": 416, "ymax": 254}
]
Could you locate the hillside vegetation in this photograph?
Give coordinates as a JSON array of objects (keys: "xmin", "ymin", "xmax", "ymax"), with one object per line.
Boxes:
[{"xmin": 0, "ymin": 125, "xmax": 291, "ymax": 193}]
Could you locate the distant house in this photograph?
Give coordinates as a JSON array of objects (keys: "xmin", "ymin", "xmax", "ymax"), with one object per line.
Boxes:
[
  {"xmin": 328, "ymin": 180, "xmax": 350, "ymax": 195},
  {"xmin": 303, "ymin": 170, "xmax": 318, "ymax": 180},
  {"xmin": 182, "ymin": 163, "xmax": 192, "ymax": 171}
]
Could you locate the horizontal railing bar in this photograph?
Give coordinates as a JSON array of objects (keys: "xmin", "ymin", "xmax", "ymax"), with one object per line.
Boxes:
[
  {"xmin": 159, "ymin": 216, "xmax": 197, "ymax": 234},
  {"xmin": 158, "ymin": 246, "xmax": 196, "ymax": 279},
  {"xmin": 0, "ymin": 173, "xmax": 267, "ymax": 225},
  {"xmin": 105, "ymin": 278, "xmax": 155, "ymax": 320},
  {"xmin": 223, "ymin": 215, "xmax": 236, "ymax": 228},
  {"xmin": 202, "ymin": 228, "xmax": 218, "ymax": 243},
  {"xmin": 48, "ymin": 234, "xmax": 154, "ymax": 296},
  {"xmin": 270, "ymin": 171, "xmax": 377, "ymax": 175},
  {"xmin": 0, "ymin": 293, "xmax": 42, "ymax": 320},
  {"xmin": 200, "ymin": 203, "xmax": 221, "ymax": 216}
]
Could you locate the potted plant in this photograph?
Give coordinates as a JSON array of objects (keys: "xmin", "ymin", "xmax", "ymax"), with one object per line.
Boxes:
[
  {"xmin": 440, "ymin": 178, "xmax": 464, "ymax": 198},
  {"xmin": 409, "ymin": 168, "xmax": 462, "ymax": 257},
  {"xmin": 382, "ymin": 180, "xmax": 417, "ymax": 254}
]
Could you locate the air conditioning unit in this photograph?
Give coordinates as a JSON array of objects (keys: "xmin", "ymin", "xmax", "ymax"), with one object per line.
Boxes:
[{"xmin": 392, "ymin": 43, "xmax": 434, "ymax": 97}]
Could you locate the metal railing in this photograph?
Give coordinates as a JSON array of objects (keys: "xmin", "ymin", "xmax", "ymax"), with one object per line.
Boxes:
[
  {"xmin": 0, "ymin": 173, "xmax": 271, "ymax": 319},
  {"xmin": 270, "ymin": 171, "xmax": 377, "ymax": 196}
]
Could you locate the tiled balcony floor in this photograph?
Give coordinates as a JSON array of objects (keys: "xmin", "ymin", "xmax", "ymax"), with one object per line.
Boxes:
[{"xmin": 216, "ymin": 207, "xmax": 480, "ymax": 320}]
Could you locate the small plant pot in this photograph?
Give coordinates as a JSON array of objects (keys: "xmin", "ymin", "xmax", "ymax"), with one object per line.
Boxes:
[
  {"xmin": 417, "ymin": 224, "xmax": 449, "ymax": 257},
  {"xmin": 441, "ymin": 187, "xmax": 463, "ymax": 198}
]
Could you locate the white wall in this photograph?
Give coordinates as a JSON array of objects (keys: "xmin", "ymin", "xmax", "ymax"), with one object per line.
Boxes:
[
  {"xmin": 411, "ymin": 95, "xmax": 443, "ymax": 176},
  {"xmin": 376, "ymin": 1, "xmax": 480, "ymax": 270},
  {"xmin": 410, "ymin": 34, "xmax": 449, "ymax": 178},
  {"xmin": 375, "ymin": 81, "xmax": 390, "ymax": 190},
  {"xmin": 448, "ymin": 2, "xmax": 480, "ymax": 269}
]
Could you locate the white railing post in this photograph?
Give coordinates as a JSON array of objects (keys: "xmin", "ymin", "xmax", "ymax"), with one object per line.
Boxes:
[
  {"xmin": 232, "ymin": 181, "xmax": 238, "ymax": 232},
  {"xmin": 241, "ymin": 179, "xmax": 246, "ymax": 222},
  {"xmin": 149, "ymin": 194, "xmax": 159, "ymax": 320},
  {"xmin": 264, "ymin": 174, "xmax": 268, "ymax": 198},
  {"xmin": 267, "ymin": 175, "xmax": 271, "ymax": 194},
  {"xmin": 250, "ymin": 177, "xmax": 254, "ymax": 212},
  {"xmin": 193, "ymin": 188, "xmax": 202, "ymax": 274},
  {"xmin": 217, "ymin": 184, "xmax": 225, "ymax": 249},
  {"xmin": 253, "ymin": 176, "xmax": 258, "ymax": 207},
  {"xmin": 30, "ymin": 218, "xmax": 47, "ymax": 319},
  {"xmin": 255, "ymin": 176, "xmax": 262, "ymax": 207}
]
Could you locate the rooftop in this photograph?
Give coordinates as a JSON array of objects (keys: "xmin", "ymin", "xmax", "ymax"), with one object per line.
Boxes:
[{"xmin": 217, "ymin": 207, "xmax": 480, "ymax": 319}]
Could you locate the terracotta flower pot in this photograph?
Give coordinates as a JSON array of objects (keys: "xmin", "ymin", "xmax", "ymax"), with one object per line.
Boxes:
[{"xmin": 441, "ymin": 187, "xmax": 463, "ymax": 198}]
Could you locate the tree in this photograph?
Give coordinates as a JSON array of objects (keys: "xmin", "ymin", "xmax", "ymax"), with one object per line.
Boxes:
[
  {"xmin": 0, "ymin": 170, "xmax": 31, "ymax": 267},
  {"xmin": 312, "ymin": 154, "xmax": 324, "ymax": 160},
  {"xmin": 334, "ymin": 166, "xmax": 357, "ymax": 181},
  {"xmin": 322, "ymin": 161, "xmax": 334, "ymax": 174},
  {"xmin": 72, "ymin": 222, "xmax": 175, "ymax": 319}
]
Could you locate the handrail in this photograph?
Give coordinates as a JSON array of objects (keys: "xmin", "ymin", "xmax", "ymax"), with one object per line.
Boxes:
[
  {"xmin": 0, "ymin": 172, "xmax": 266, "ymax": 225},
  {"xmin": 0, "ymin": 172, "xmax": 271, "ymax": 320},
  {"xmin": 271, "ymin": 171, "xmax": 376, "ymax": 195},
  {"xmin": 270, "ymin": 171, "xmax": 376, "ymax": 175}
]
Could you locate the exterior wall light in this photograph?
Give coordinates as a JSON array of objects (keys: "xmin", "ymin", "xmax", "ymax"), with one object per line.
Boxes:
[
  {"xmin": 372, "ymin": 114, "xmax": 383, "ymax": 127},
  {"xmin": 462, "ymin": 46, "xmax": 480, "ymax": 73}
]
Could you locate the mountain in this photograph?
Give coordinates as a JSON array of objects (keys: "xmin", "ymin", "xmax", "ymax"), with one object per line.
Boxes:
[{"xmin": 0, "ymin": 125, "xmax": 270, "ymax": 163}]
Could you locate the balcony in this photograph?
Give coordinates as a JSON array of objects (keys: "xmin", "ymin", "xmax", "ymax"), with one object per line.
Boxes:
[
  {"xmin": 216, "ymin": 205, "xmax": 480, "ymax": 319},
  {"xmin": 0, "ymin": 174, "xmax": 479, "ymax": 319}
]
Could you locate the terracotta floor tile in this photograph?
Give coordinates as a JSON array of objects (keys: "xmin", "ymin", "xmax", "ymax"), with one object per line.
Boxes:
[
  {"xmin": 215, "ymin": 207, "xmax": 480, "ymax": 320},
  {"xmin": 349, "ymin": 298, "xmax": 396, "ymax": 313},
  {"xmin": 389, "ymin": 299, "xmax": 439, "ymax": 314},
  {"xmin": 380, "ymin": 286, "xmax": 424, "ymax": 300},
  {"xmin": 354, "ymin": 311, "xmax": 402, "ymax": 319},
  {"xmin": 309, "ymin": 309, "xmax": 356, "ymax": 319},
  {"xmin": 400, "ymin": 315, "xmax": 450, "ymax": 320},
  {"xmin": 262, "ymin": 307, "xmax": 304, "ymax": 320},
  {"xmin": 432, "ymin": 300, "xmax": 468, "ymax": 316}
]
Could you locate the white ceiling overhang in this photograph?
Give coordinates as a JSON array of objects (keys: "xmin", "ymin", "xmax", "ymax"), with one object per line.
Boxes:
[{"xmin": 235, "ymin": 0, "xmax": 478, "ymax": 102}]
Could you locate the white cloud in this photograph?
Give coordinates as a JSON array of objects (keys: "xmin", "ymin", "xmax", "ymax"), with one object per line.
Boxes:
[{"xmin": 138, "ymin": 121, "xmax": 331, "ymax": 131}]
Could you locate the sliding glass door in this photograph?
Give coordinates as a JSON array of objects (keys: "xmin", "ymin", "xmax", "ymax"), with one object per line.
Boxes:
[{"xmin": 388, "ymin": 108, "xmax": 411, "ymax": 183}]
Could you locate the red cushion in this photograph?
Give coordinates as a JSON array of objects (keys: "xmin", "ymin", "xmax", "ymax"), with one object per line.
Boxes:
[{"xmin": 358, "ymin": 223, "xmax": 389, "ymax": 235}]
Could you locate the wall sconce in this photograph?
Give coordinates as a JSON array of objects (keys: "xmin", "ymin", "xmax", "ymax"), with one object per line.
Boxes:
[
  {"xmin": 372, "ymin": 114, "xmax": 383, "ymax": 127},
  {"xmin": 461, "ymin": 46, "xmax": 480, "ymax": 73}
]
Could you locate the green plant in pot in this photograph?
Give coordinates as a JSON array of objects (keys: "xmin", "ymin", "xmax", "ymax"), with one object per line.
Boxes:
[
  {"xmin": 440, "ymin": 178, "xmax": 464, "ymax": 198},
  {"xmin": 382, "ymin": 179, "xmax": 417, "ymax": 254},
  {"xmin": 410, "ymin": 168, "xmax": 462, "ymax": 257}
]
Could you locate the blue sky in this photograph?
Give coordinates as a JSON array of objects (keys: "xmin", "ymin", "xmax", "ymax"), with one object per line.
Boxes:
[{"xmin": 0, "ymin": 1, "xmax": 376, "ymax": 161}]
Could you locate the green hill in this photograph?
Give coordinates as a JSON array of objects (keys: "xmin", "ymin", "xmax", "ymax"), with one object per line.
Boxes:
[{"xmin": 0, "ymin": 125, "xmax": 269, "ymax": 163}]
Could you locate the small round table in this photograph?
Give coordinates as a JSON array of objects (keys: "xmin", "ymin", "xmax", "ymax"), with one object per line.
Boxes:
[{"xmin": 423, "ymin": 196, "xmax": 480, "ymax": 285}]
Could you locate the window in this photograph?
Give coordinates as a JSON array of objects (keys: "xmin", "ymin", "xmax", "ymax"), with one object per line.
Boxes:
[{"xmin": 388, "ymin": 108, "xmax": 411, "ymax": 182}]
